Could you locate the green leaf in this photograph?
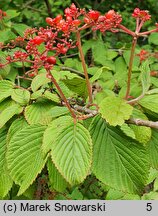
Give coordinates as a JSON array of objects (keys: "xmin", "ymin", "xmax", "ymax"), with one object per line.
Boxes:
[
  {"xmin": 140, "ymin": 60, "xmax": 151, "ymax": 94},
  {"xmin": 106, "ymin": 188, "xmax": 140, "ymax": 200},
  {"xmin": 42, "ymin": 116, "xmax": 73, "ymax": 157},
  {"xmin": 154, "ymin": 177, "xmax": 158, "ymax": 191},
  {"xmin": 146, "ymin": 168, "xmax": 158, "ymax": 185},
  {"xmin": 0, "ymin": 52, "xmax": 11, "ymax": 77},
  {"xmin": 24, "ymin": 100, "xmax": 54, "ymax": 125},
  {"xmin": 149, "ymin": 33, "xmax": 158, "ymax": 45},
  {"xmin": 50, "ymin": 106, "xmax": 69, "ymax": 118},
  {"xmin": 90, "ymin": 115, "xmax": 149, "ymax": 194},
  {"xmin": 99, "ymin": 96, "xmax": 133, "ymax": 126},
  {"xmin": 0, "ymin": 104, "xmax": 23, "ymax": 129},
  {"xmin": 130, "ymin": 109, "xmax": 151, "ymax": 144},
  {"xmin": 0, "ymin": 127, "xmax": 13, "ymax": 198},
  {"xmin": 151, "ymin": 77, "xmax": 158, "ymax": 88},
  {"xmin": 22, "ymin": 184, "xmax": 36, "ymax": 200},
  {"xmin": 114, "ymin": 56, "xmax": 127, "ymax": 87},
  {"xmin": 11, "ymin": 89, "xmax": 30, "ymax": 105},
  {"xmin": 6, "ymin": 67, "xmax": 18, "ymax": 82},
  {"xmin": 51, "ymin": 122, "xmax": 92, "ymax": 185},
  {"xmin": 139, "ymin": 95, "xmax": 158, "ymax": 113},
  {"xmin": 58, "ymin": 81, "xmax": 74, "ymax": 98},
  {"xmin": 120, "ymin": 123, "xmax": 136, "ymax": 139},
  {"xmin": 70, "ymin": 187, "xmax": 84, "ymax": 200},
  {"xmin": 147, "ymin": 129, "xmax": 158, "ymax": 169},
  {"xmin": 31, "ymin": 89, "xmax": 44, "ymax": 100},
  {"xmin": 7, "ymin": 125, "xmax": 47, "ymax": 195},
  {"xmin": 82, "ymin": 39, "xmax": 94, "ymax": 55},
  {"xmin": 146, "ymin": 88, "xmax": 158, "ymax": 95},
  {"xmin": 7, "ymin": 117, "xmax": 28, "ymax": 144},
  {"xmin": 50, "ymin": 70, "xmax": 60, "ymax": 82},
  {"xmin": 92, "ymin": 39, "xmax": 107, "ymax": 65},
  {"xmin": 63, "ymin": 78, "xmax": 88, "ymax": 98},
  {"xmin": 106, "ymin": 189, "xmax": 126, "ymax": 200},
  {"xmin": 123, "ymin": 50, "xmax": 140, "ymax": 71},
  {"xmin": 151, "ymin": 63, "xmax": 158, "ymax": 71},
  {"xmin": 44, "ymin": 90, "xmax": 60, "ymax": 103},
  {"xmin": 5, "ymin": 9, "xmax": 20, "ymax": 19},
  {"xmin": 60, "ymin": 71, "xmax": 80, "ymax": 80},
  {"xmin": 0, "ymin": 30, "xmax": 16, "ymax": 43},
  {"xmin": 90, "ymin": 66, "xmax": 110, "ymax": 83},
  {"xmin": 64, "ymin": 58, "xmax": 83, "ymax": 72},
  {"xmin": 31, "ymin": 73, "xmax": 50, "ymax": 92},
  {"xmin": 0, "ymin": 80, "xmax": 14, "ymax": 102},
  {"xmin": 142, "ymin": 191, "xmax": 158, "ymax": 200},
  {"xmin": 106, "ymin": 50, "xmax": 118, "ymax": 60},
  {"xmin": 12, "ymin": 23, "xmax": 29, "ymax": 37},
  {"xmin": 0, "ymin": 98, "xmax": 15, "ymax": 112},
  {"xmin": 47, "ymin": 158, "xmax": 68, "ymax": 192},
  {"xmin": 94, "ymin": 90, "xmax": 115, "ymax": 104}
]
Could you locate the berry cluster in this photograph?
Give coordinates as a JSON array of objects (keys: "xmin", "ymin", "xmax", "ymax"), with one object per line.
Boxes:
[
  {"xmin": 46, "ymin": 3, "xmax": 84, "ymax": 35},
  {"xmin": 132, "ymin": 8, "xmax": 151, "ymax": 22},
  {"xmin": 137, "ymin": 49, "xmax": 158, "ymax": 63},
  {"xmin": 137, "ymin": 49, "xmax": 149, "ymax": 62},
  {"xmin": 0, "ymin": 4, "xmax": 158, "ymax": 78},
  {"xmin": 91, "ymin": 10, "xmax": 122, "ymax": 32}
]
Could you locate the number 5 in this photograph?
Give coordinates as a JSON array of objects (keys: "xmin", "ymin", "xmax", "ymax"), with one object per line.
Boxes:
[{"xmin": 146, "ymin": 203, "xmax": 152, "ymax": 211}]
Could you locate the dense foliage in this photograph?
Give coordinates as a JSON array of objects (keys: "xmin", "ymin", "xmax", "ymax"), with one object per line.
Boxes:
[{"xmin": 1, "ymin": 1, "xmax": 158, "ymax": 200}]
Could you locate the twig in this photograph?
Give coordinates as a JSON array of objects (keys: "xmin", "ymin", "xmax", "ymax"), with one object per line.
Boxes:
[
  {"xmin": 60, "ymin": 66, "xmax": 85, "ymax": 78},
  {"xmin": 127, "ymin": 118, "xmax": 158, "ymax": 129},
  {"xmin": 20, "ymin": 0, "xmax": 36, "ymax": 10},
  {"xmin": 27, "ymin": 6, "xmax": 43, "ymax": 13},
  {"xmin": 73, "ymin": 104, "xmax": 158, "ymax": 129},
  {"xmin": 44, "ymin": 0, "xmax": 53, "ymax": 17},
  {"xmin": 59, "ymin": 53, "xmax": 78, "ymax": 59},
  {"xmin": 16, "ymin": 75, "xmax": 32, "ymax": 81},
  {"xmin": 73, "ymin": 104, "xmax": 98, "ymax": 115},
  {"xmin": 127, "ymin": 93, "xmax": 145, "ymax": 105}
]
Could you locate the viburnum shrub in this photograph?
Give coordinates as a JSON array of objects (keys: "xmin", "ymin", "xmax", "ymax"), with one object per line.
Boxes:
[{"xmin": 1, "ymin": 4, "xmax": 158, "ymax": 200}]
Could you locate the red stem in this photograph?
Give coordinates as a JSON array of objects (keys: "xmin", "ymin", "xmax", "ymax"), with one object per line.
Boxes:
[
  {"xmin": 125, "ymin": 37, "xmax": 137, "ymax": 100},
  {"xmin": 47, "ymin": 70, "xmax": 76, "ymax": 119},
  {"xmin": 138, "ymin": 28, "xmax": 158, "ymax": 36},
  {"xmin": 118, "ymin": 24, "xmax": 135, "ymax": 36},
  {"xmin": 76, "ymin": 30, "xmax": 93, "ymax": 104}
]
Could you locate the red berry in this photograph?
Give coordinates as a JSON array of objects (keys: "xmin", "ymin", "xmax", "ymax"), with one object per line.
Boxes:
[
  {"xmin": 2, "ymin": 11, "xmax": 7, "ymax": 16},
  {"xmin": 31, "ymin": 36, "xmax": 44, "ymax": 45},
  {"xmin": 61, "ymin": 23, "xmax": 69, "ymax": 32},
  {"xmin": 58, "ymin": 19, "xmax": 66, "ymax": 29},
  {"xmin": 88, "ymin": 10, "xmax": 100, "ymax": 21},
  {"xmin": 54, "ymin": 14, "xmax": 63, "ymax": 23},
  {"xmin": 6, "ymin": 56, "xmax": 12, "ymax": 61},
  {"xmin": 84, "ymin": 17, "xmax": 91, "ymax": 24},
  {"xmin": 72, "ymin": 19, "xmax": 81, "ymax": 27},
  {"xmin": 105, "ymin": 10, "xmax": 115, "ymax": 19},
  {"xmin": 47, "ymin": 56, "xmax": 56, "ymax": 64},
  {"xmin": 60, "ymin": 47, "xmax": 68, "ymax": 54},
  {"xmin": 66, "ymin": 16, "xmax": 73, "ymax": 22},
  {"xmin": 28, "ymin": 72, "xmax": 35, "ymax": 77},
  {"xmin": 46, "ymin": 17, "xmax": 53, "ymax": 25},
  {"xmin": 70, "ymin": 3, "xmax": 77, "ymax": 10},
  {"xmin": 65, "ymin": 8, "xmax": 71, "ymax": 16}
]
